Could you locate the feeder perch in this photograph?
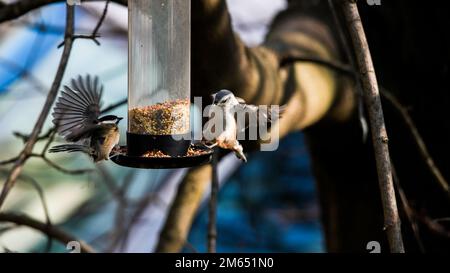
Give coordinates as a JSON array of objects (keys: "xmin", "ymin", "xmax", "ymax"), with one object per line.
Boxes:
[{"xmin": 111, "ymin": 0, "xmax": 212, "ymax": 169}]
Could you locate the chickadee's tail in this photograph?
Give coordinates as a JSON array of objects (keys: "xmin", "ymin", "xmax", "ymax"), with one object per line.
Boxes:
[{"xmin": 49, "ymin": 144, "xmax": 92, "ymax": 154}]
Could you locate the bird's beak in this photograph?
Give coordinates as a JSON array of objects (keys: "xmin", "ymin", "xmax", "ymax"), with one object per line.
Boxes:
[
  {"xmin": 116, "ymin": 117, "xmax": 124, "ymax": 124},
  {"xmin": 211, "ymin": 94, "xmax": 216, "ymax": 104}
]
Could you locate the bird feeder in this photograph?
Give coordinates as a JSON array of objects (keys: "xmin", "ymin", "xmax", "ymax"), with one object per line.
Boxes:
[{"xmin": 112, "ymin": 0, "xmax": 212, "ymax": 169}]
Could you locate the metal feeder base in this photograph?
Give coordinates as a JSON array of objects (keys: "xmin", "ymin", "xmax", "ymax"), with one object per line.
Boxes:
[{"xmin": 110, "ymin": 145, "xmax": 213, "ymax": 169}]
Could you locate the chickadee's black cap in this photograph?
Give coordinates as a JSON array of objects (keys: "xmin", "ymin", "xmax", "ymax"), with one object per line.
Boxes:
[{"xmin": 99, "ymin": 115, "xmax": 121, "ymax": 122}]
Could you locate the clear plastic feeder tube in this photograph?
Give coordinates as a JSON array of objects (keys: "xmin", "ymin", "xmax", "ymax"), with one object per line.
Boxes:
[{"xmin": 128, "ymin": 0, "xmax": 191, "ymax": 156}]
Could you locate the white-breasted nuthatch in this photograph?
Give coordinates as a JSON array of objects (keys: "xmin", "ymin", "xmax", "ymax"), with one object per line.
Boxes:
[
  {"xmin": 203, "ymin": 90, "xmax": 283, "ymax": 163},
  {"xmin": 49, "ymin": 75, "xmax": 123, "ymax": 162}
]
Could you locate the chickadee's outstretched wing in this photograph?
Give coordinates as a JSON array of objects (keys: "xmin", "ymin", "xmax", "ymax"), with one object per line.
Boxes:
[{"xmin": 52, "ymin": 75, "xmax": 103, "ymax": 142}]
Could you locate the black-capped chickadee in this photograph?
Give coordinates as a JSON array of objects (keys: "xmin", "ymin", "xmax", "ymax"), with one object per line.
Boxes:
[
  {"xmin": 203, "ymin": 90, "xmax": 283, "ymax": 163},
  {"xmin": 49, "ymin": 75, "xmax": 123, "ymax": 162}
]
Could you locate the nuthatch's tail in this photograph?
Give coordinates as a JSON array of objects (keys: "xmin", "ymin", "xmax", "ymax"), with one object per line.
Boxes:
[
  {"xmin": 233, "ymin": 144, "xmax": 247, "ymax": 163},
  {"xmin": 49, "ymin": 144, "xmax": 93, "ymax": 155},
  {"xmin": 235, "ymin": 151, "xmax": 247, "ymax": 163}
]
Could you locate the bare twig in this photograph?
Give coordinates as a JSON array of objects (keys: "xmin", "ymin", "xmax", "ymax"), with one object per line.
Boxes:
[
  {"xmin": 96, "ymin": 165, "xmax": 134, "ymax": 252},
  {"xmin": 101, "ymin": 98, "xmax": 127, "ymax": 114},
  {"xmin": 0, "ymin": 170, "xmax": 53, "ymax": 245},
  {"xmin": 0, "ymin": 0, "xmax": 126, "ymax": 24},
  {"xmin": 98, "ymin": 165, "xmax": 127, "ymax": 252},
  {"xmin": 29, "ymin": 154, "xmax": 93, "ymax": 175},
  {"xmin": 119, "ymin": 170, "xmax": 136, "ymax": 195},
  {"xmin": 0, "ymin": 4, "xmax": 75, "ymax": 209},
  {"xmin": 20, "ymin": 175, "xmax": 53, "ymax": 252},
  {"xmin": 57, "ymin": 34, "xmax": 101, "ymax": 48},
  {"xmin": 91, "ymin": 0, "xmax": 110, "ymax": 36},
  {"xmin": 0, "ymin": 212, "xmax": 95, "ymax": 253},
  {"xmin": 13, "ymin": 127, "xmax": 54, "ymax": 144},
  {"xmin": 417, "ymin": 213, "xmax": 450, "ymax": 239},
  {"xmin": 208, "ymin": 148, "xmax": 219, "ymax": 253},
  {"xmin": 381, "ymin": 90, "xmax": 450, "ymax": 197},
  {"xmin": 340, "ymin": 0, "xmax": 405, "ymax": 253},
  {"xmin": 10, "ymin": 18, "xmax": 127, "ymax": 41},
  {"xmin": 96, "ymin": 164, "xmax": 127, "ymax": 205},
  {"xmin": 57, "ymin": 0, "xmax": 110, "ymax": 48},
  {"xmin": 0, "ymin": 157, "xmax": 19, "ymax": 166},
  {"xmin": 118, "ymin": 193, "xmax": 163, "ymax": 252},
  {"xmin": 433, "ymin": 218, "xmax": 450, "ymax": 223},
  {"xmin": 391, "ymin": 164, "xmax": 425, "ymax": 252},
  {"xmin": 42, "ymin": 129, "xmax": 57, "ymax": 154},
  {"xmin": 111, "ymin": 171, "xmax": 165, "ymax": 252}
]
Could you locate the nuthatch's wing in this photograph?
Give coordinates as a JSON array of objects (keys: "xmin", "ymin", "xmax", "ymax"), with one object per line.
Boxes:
[
  {"xmin": 233, "ymin": 99, "xmax": 285, "ymax": 132},
  {"xmin": 52, "ymin": 75, "xmax": 103, "ymax": 142}
]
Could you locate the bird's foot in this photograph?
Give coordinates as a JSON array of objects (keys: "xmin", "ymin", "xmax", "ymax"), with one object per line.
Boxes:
[
  {"xmin": 109, "ymin": 145, "xmax": 123, "ymax": 158},
  {"xmin": 200, "ymin": 141, "xmax": 218, "ymax": 149}
]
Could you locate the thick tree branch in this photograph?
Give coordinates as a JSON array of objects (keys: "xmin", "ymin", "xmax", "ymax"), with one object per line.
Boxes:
[
  {"xmin": 340, "ymin": 0, "xmax": 405, "ymax": 253},
  {"xmin": 156, "ymin": 165, "xmax": 212, "ymax": 253},
  {"xmin": 0, "ymin": 4, "xmax": 75, "ymax": 209},
  {"xmin": 0, "ymin": 212, "xmax": 95, "ymax": 253}
]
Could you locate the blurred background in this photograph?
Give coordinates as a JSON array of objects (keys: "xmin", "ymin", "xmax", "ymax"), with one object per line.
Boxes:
[{"xmin": 0, "ymin": 0, "xmax": 324, "ymax": 253}]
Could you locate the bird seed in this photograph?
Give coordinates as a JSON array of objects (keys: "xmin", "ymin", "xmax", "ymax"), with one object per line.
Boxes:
[{"xmin": 129, "ymin": 99, "xmax": 190, "ymax": 135}]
